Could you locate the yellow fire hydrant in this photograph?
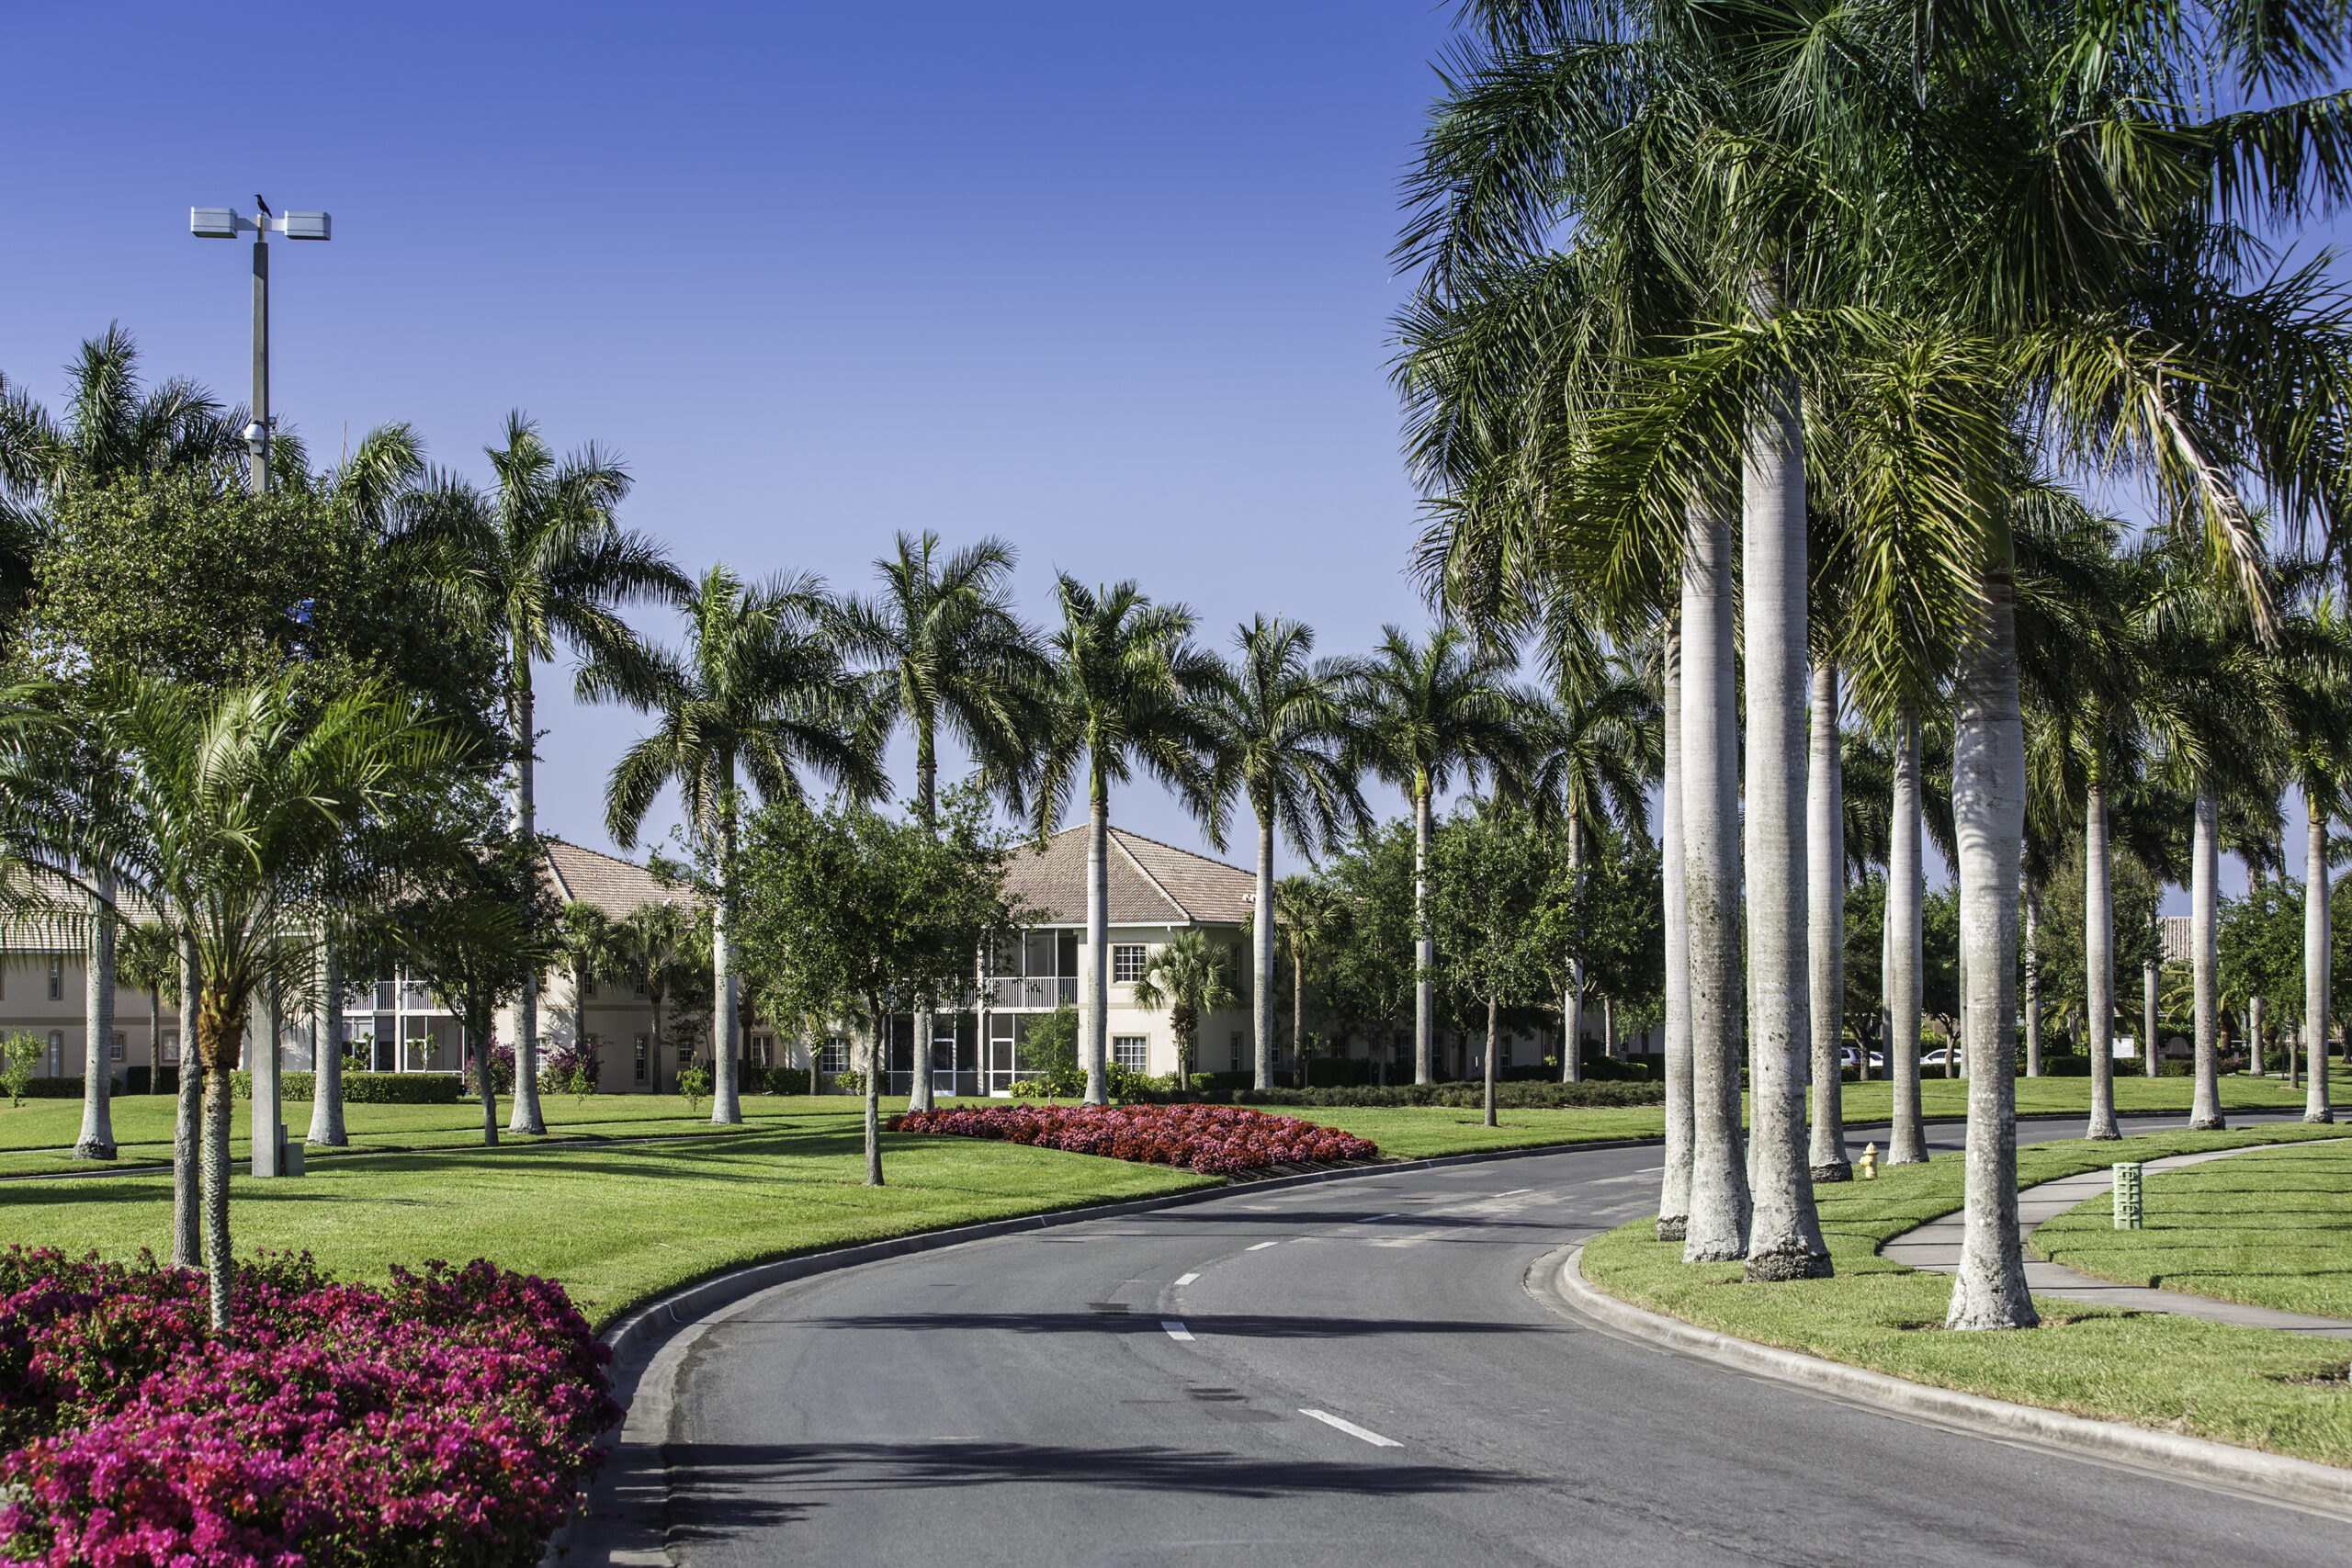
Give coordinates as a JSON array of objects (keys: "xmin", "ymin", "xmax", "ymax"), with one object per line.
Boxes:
[{"xmin": 1859, "ymin": 1142, "xmax": 1878, "ymax": 1180}]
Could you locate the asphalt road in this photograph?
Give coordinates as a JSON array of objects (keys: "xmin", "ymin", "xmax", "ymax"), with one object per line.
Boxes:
[{"xmin": 663, "ymin": 1112, "xmax": 2343, "ymax": 1567}]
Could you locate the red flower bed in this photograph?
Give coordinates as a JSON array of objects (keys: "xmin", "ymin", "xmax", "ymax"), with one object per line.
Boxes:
[
  {"xmin": 888, "ymin": 1102, "xmax": 1378, "ymax": 1174},
  {"xmin": 0, "ymin": 1248, "xmax": 618, "ymax": 1568}
]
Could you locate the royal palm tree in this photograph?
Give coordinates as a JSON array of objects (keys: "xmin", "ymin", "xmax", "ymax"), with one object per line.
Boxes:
[
  {"xmin": 1031, "ymin": 578, "xmax": 1222, "ymax": 1105},
  {"xmin": 1198, "ymin": 616, "xmax": 1367, "ymax": 1091},
  {"xmin": 834, "ymin": 532, "xmax": 1049, "ymax": 1108},
  {"xmin": 401, "ymin": 413, "xmax": 684, "ymax": 1134},
  {"xmin": 1271, "ymin": 874, "xmax": 1345, "ymax": 1088},
  {"xmin": 584, "ymin": 565, "xmax": 882, "ymax": 1124},
  {"xmin": 2274, "ymin": 595, "xmax": 2352, "ymax": 1121},
  {"xmin": 1345, "ymin": 624, "xmax": 1522, "ymax": 1088},
  {"xmin": 1131, "ymin": 930, "xmax": 1242, "ymax": 1088}
]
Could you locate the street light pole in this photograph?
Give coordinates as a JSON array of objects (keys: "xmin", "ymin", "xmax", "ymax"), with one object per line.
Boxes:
[{"xmin": 190, "ymin": 202, "xmax": 332, "ymax": 495}]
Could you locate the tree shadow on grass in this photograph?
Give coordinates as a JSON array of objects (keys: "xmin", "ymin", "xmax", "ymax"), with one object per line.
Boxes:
[{"xmin": 663, "ymin": 1437, "xmax": 1530, "ymax": 1541}]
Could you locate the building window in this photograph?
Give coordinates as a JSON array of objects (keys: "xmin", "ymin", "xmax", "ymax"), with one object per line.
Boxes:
[
  {"xmin": 1113, "ymin": 945, "xmax": 1148, "ymax": 984},
  {"xmin": 819, "ymin": 1038, "xmax": 849, "ymax": 1074},
  {"xmin": 634, "ymin": 1035, "xmax": 650, "ymax": 1083},
  {"xmin": 1113, "ymin": 1036, "xmax": 1148, "ymax": 1072},
  {"xmin": 110, "ymin": 1032, "xmax": 125, "ymax": 1063},
  {"xmin": 163, "ymin": 1032, "xmax": 180, "ymax": 1064},
  {"xmin": 48, "ymin": 1032, "xmax": 62, "ymax": 1076},
  {"xmin": 1230, "ymin": 1032, "xmax": 1244, "ymax": 1071},
  {"xmin": 48, "ymin": 958, "xmax": 63, "ymax": 1001},
  {"xmin": 581, "ymin": 976, "xmax": 598, "ymax": 1000},
  {"xmin": 749, "ymin": 1034, "xmax": 772, "ymax": 1067}
]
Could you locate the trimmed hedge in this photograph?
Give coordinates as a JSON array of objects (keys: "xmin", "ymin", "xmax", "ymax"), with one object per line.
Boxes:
[
  {"xmin": 227, "ymin": 1071, "xmax": 463, "ymax": 1105},
  {"xmin": 1209, "ymin": 1080, "xmax": 1663, "ymax": 1110},
  {"xmin": 745, "ymin": 1066, "xmax": 813, "ymax": 1096}
]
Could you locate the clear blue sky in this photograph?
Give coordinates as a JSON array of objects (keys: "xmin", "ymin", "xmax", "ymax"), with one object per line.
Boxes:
[
  {"xmin": 3, "ymin": 3, "xmax": 2339, "ymax": 912},
  {"xmin": 0, "ymin": 0, "xmax": 1462, "ymax": 871}
]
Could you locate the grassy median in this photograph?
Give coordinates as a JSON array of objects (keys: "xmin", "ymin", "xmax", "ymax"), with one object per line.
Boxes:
[
  {"xmin": 2034, "ymin": 1138, "xmax": 2352, "ymax": 1322},
  {"xmin": 1580, "ymin": 1122, "xmax": 2352, "ymax": 1469}
]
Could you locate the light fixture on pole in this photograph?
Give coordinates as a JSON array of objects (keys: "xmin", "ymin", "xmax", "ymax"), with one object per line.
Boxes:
[{"xmin": 190, "ymin": 201, "xmax": 331, "ymax": 494}]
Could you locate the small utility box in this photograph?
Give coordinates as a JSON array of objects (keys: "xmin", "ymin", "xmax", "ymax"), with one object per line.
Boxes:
[{"xmin": 2112, "ymin": 1162, "xmax": 2143, "ymax": 1230}]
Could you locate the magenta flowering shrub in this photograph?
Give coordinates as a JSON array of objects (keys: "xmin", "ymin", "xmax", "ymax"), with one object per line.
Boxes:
[
  {"xmin": 0, "ymin": 1249, "xmax": 617, "ymax": 1568},
  {"xmin": 888, "ymin": 1102, "xmax": 1378, "ymax": 1174}
]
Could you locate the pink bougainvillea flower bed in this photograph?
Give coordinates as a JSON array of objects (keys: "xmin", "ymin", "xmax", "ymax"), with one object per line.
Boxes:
[
  {"xmin": 0, "ymin": 1247, "xmax": 618, "ymax": 1568},
  {"xmin": 888, "ymin": 1102, "xmax": 1378, "ymax": 1175}
]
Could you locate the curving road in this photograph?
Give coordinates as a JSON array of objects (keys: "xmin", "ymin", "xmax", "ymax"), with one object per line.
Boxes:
[{"xmin": 657, "ymin": 1113, "xmax": 2341, "ymax": 1567}]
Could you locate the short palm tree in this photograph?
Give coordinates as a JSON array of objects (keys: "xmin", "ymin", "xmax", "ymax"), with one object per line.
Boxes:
[
  {"xmin": 1031, "ymin": 578, "xmax": 1223, "ymax": 1105},
  {"xmin": 1131, "ymin": 930, "xmax": 1241, "ymax": 1088},
  {"xmin": 1271, "ymin": 875, "xmax": 1342, "ymax": 1088},
  {"xmin": 1197, "ymin": 616, "xmax": 1367, "ymax": 1091},
  {"xmin": 399, "ymin": 412, "xmax": 684, "ymax": 1134},
  {"xmin": 84, "ymin": 675, "xmax": 456, "ymax": 1326},
  {"xmin": 1343, "ymin": 624, "xmax": 1522, "ymax": 1086},
  {"xmin": 582, "ymin": 565, "xmax": 883, "ymax": 1124},
  {"xmin": 114, "ymin": 919, "xmax": 178, "ymax": 1093}
]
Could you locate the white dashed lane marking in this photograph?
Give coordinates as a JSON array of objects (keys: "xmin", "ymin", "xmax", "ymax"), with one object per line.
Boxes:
[
  {"xmin": 1174, "ymin": 1272, "xmax": 1198, "ymax": 1286},
  {"xmin": 1300, "ymin": 1409, "xmax": 1402, "ymax": 1447},
  {"xmin": 1247, "ymin": 1241, "xmax": 1280, "ymax": 1251},
  {"xmin": 1162, "ymin": 1320, "xmax": 1195, "ymax": 1342}
]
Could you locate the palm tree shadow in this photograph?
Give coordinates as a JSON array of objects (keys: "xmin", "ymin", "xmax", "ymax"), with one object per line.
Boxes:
[
  {"xmin": 662, "ymin": 1438, "xmax": 1529, "ymax": 1543},
  {"xmin": 781, "ymin": 1310, "xmax": 1555, "ymax": 1338}
]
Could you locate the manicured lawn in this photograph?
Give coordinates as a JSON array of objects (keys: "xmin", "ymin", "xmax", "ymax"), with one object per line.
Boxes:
[
  {"xmin": 2034, "ymin": 1139, "xmax": 2352, "ymax": 1321},
  {"xmin": 1580, "ymin": 1122, "xmax": 2352, "ymax": 1469},
  {"xmin": 1836, "ymin": 1069, "xmax": 2349, "ymax": 1124},
  {"xmin": 1282, "ymin": 1104, "xmax": 1664, "ymax": 1158},
  {"xmin": 0, "ymin": 1121, "xmax": 1211, "ymax": 1331}
]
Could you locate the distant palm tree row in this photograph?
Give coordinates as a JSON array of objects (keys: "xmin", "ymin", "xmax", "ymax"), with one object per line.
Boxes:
[{"xmin": 1389, "ymin": 0, "xmax": 2352, "ymax": 1326}]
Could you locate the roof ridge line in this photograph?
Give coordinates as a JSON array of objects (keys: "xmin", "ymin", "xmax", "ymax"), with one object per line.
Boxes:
[{"xmin": 1109, "ymin": 829, "xmax": 1193, "ymax": 924}]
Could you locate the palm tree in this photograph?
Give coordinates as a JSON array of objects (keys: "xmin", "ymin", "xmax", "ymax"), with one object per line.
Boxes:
[
  {"xmin": 583, "ymin": 565, "xmax": 882, "ymax": 1125},
  {"xmin": 1197, "ymin": 616, "xmax": 1367, "ymax": 1091},
  {"xmin": 594, "ymin": 900, "xmax": 694, "ymax": 1092},
  {"xmin": 115, "ymin": 919, "xmax": 178, "ymax": 1094},
  {"xmin": 834, "ymin": 532, "xmax": 1048, "ymax": 1108},
  {"xmin": 1031, "ymin": 578, "xmax": 1222, "ymax": 1106},
  {"xmin": 2267, "ymin": 592, "xmax": 2352, "ymax": 1122},
  {"xmin": 1131, "ymin": 930, "xmax": 1241, "ymax": 1088},
  {"xmin": 401, "ymin": 413, "xmax": 684, "ymax": 1134},
  {"xmin": 1509, "ymin": 638, "xmax": 1657, "ymax": 1086},
  {"xmin": 1344, "ymin": 624, "xmax": 1522, "ymax": 1088},
  {"xmin": 1271, "ymin": 874, "xmax": 1344, "ymax": 1088},
  {"xmin": 41, "ymin": 675, "xmax": 458, "ymax": 1326}
]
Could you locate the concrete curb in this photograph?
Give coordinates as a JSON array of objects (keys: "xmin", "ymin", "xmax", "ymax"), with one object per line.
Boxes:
[
  {"xmin": 546, "ymin": 1132, "xmax": 1667, "ymax": 1564},
  {"xmin": 1537, "ymin": 1243, "xmax": 2352, "ymax": 1522}
]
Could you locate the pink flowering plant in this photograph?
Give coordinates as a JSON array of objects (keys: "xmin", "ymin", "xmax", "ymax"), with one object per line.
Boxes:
[
  {"xmin": 0, "ymin": 1247, "xmax": 618, "ymax": 1568},
  {"xmin": 888, "ymin": 1102, "xmax": 1377, "ymax": 1175}
]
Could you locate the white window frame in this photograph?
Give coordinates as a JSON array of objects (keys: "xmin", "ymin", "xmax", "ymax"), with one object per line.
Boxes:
[
  {"xmin": 1112, "ymin": 944, "xmax": 1148, "ymax": 984},
  {"xmin": 820, "ymin": 1038, "xmax": 849, "ymax": 1075},
  {"xmin": 110, "ymin": 1032, "xmax": 125, "ymax": 1063},
  {"xmin": 48, "ymin": 957, "xmax": 63, "ymax": 1001},
  {"xmin": 1113, "ymin": 1035, "xmax": 1149, "ymax": 1072},
  {"xmin": 634, "ymin": 1034, "xmax": 650, "ymax": 1083}
]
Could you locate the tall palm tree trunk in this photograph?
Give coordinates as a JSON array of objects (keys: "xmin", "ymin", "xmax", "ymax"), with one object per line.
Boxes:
[
  {"xmin": 1084, "ymin": 786, "xmax": 1110, "ymax": 1106},
  {"xmin": 308, "ymin": 944, "xmax": 347, "ymax": 1145},
  {"xmin": 2305, "ymin": 789, "xmax": 2333, "ymax": 1123},
  {"xmin": 1944, "ymin": 558, "xmax": 2037, "ymax": 1332},
  {"xmin": 1254, "ymin": 817, "xmax": 1275, "ymax": 1091},
  {"xmin": 74, "ymin": 877, "xmax": 118, "ymax": 1159},
  {"xmin": 864, "ymin": 1010, "xmax": 886, "ymax": 1184},
  {"xmin": 2085, "ymin": 777, "xmax": 2120, "ymax": 1139},
  {"xmin": 1682, "ymin": 497, "xmax": 1750, "ymax": 1263},
  {"xmin": 1808, "ymin": 662, "xmax": 1850, "ymax": 1182},
  {"xmin": 713, "ymin": 790, "xmax": 746, "ymax": 1124},
  {"xmin": 1483, "ymin": 991, "xmax": 1498, "ymax": 1128},
  {"xmin": 1658, "ymin": 618, "xmax": 1692, "ymax": 1241},
  {"xmin": 1741, "ymin": 367, "xmax": 1828, "ymax": 1281},
  {"xmin": 2248, "ymin": 995, "xmax": 2264, "ymax": 1077},
  {"xmin": 2189, "ymin": 783, "xmax": 2225, "ymax": 1129},
  {"xmin": 1293, "ymin": 944, "xmax": 1307, "ymax": 1089},
  {"xmin": 2143, "ymin": 957, "xmax": 2160, "ymax": 1084},
  {"xmin": 1563, "ymin": 815, "xmax": 1585, "ymax": 1086},
  {"xmin": 173, "ymin": 933, "xmax": 202, "ymax": 1269},
  {"xmin": 1414, "ymin": 781, "xmax": 1434, "ymax": 1086},
  {"xmin": 1887, "ymin": 704, "xmax": 1928, "ymax": 1163},
  {"xmin": 147, "ymin": 987, "xmax": 163, "ymax": 1092},
  {"xmin": 2023, "ymin": 883, "xmax": 2043, "ymax": 1077},
  {"xmin": 509, "ymin": 671, "xmax": 547, "ymax": 1136},
  {"xmin": 196, "ymin": 993, "xmax": 242, "ymax": 1330}
]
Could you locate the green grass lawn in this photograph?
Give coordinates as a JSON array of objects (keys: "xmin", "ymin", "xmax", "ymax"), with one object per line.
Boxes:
[
  {"xmin": 1836, "ymin": 1068, "xmax": 2348, "ymax": 1124},
  {"xmin": 0, "ymin": 1122, "xmax": 1212, "ymax": 1331},
  {"xmin": 1580, "ymin": 1121, "xmax": 2352, "ymax": 1469},
  {"xmin": 2033, "ymin": 1139, "xmax": 2352, "ymax": 1322},
  {"xmin": 1282, "ymin": 1104, "xmax": 1665, "ymax": 1157}
]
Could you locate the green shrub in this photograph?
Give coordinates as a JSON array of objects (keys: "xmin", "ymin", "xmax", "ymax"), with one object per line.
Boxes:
[
  {"xmin": 2, "ymin": 1033, "xmax": 40, "ymax": 1108},
  {"xmin": 830, "ymin": 1070, "xmax": 866, "ymax": 1096},
  {"xmin": 747, "ymin": 1066, "xmax": 812, "ymax": 1095},
  {"xmin": 677, "ymin": 1064, "xmax": 711, "ymax": 1114},
  {"xmin": 1214, "ymin": 1080, "xmax": 1662, "ymax": 1110}
]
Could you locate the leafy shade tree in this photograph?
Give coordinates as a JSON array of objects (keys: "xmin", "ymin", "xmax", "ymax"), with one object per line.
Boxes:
[
  {"xmin": 739, "ymin": 787, "xmax": 1020, "ymax": 1182},
  {"xmin": 1131, "ymin": 930, "xmax": 1242, "ymax": 1087},
  {"xmin": 585, "ymin": 565, "xmax": 882, "ymax": 1125},
  {"xmin": 1314, "ymin": 823, "xmax": 1419, "ymax": 1083},
  {"xmin": 1032, "ymin": 579, "xmax": 1222, "ymax": 1105},
  {"xmin": 1427, "ymin": 801, "xmax": 1555, "ymax": 1127},
  {"xmin": 1199, "ymin": 615, "xmax": 1367, "ymax": 1091},
  {"xmin": 6, "ymin": 674, "xmax": 462, "ymax": 1328},
  {"xmin": 400, "ymin": 413, "xmax": 682, "ymax": 1135},
  {"xmin": 1345, "ymin": 624, "xmax": 1522, "ymax": 1087}
]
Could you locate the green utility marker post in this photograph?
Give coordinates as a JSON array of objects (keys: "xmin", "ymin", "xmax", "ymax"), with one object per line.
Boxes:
[{"xmin": 2112, "ymin": 1162, "xmax": 2143, "ymax": 1229}]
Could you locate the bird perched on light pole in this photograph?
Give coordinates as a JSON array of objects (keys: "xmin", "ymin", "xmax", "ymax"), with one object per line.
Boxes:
[{"xmin": 254, "ymin": 194, "xmax": 271, "ymax": 217}]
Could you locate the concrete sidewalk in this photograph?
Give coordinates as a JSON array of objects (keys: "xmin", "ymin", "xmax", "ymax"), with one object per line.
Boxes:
[{"xmin": 1883, "ymin": 1141, "xmax": 2352, "ymax": 1337}]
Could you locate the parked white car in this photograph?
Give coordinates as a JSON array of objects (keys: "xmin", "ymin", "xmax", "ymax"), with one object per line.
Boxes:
[{"xmin": 1838, "ymin": 1045, "xmax": 1885, "ymax": 1071}]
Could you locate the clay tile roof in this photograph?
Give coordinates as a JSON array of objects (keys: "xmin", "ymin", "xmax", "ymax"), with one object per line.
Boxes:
[
  {"xmin": 543, "ymin": 840, "xmax": 699, "ymax": 919},
  {"xmin": 1000, "ymin": 825, "xmax": 1255, "ymax": 929}
]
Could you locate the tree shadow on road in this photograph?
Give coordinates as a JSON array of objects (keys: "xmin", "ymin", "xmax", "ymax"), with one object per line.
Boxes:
[{"xmin": 755, "ymin": 1309, "xmax": 1558, "ymax": 1338}]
